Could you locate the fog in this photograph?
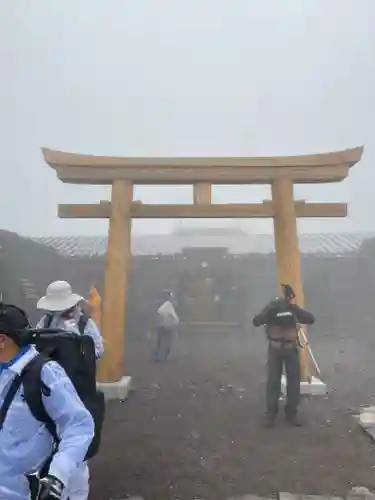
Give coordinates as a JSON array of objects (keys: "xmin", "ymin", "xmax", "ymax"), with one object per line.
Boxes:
[{"xmin": 1, "ymin": 0, "xmax": 374, "ymax": 236}]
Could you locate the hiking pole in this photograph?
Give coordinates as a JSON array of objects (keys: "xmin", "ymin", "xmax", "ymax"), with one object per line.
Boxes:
[{"xmin": 298, "ymin": 327, "xmax": 322, "ymax": 380}]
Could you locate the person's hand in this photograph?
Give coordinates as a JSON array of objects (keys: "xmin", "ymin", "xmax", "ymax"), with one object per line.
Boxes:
[{"xmin": 38, "ymin": 475, "xmax": 64, "ymax": 500}]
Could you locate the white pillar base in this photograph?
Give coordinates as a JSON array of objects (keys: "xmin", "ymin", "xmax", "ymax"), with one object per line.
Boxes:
[
  {"xmin": 358, "ymin": 406, "xmax": 375, "ymax": 441},
  {"xmin": 96, "ymin": 376, "xmax": 132, "ymax": 401},
  {"xmin": 281, "ymin": 374, "xmax": 328, "ymax": 397}
]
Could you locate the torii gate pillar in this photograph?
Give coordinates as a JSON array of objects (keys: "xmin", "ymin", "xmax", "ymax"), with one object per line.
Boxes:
[
  {"xmin": 272, "ymin": 177, "xmax": 308, "ymax": 380},
  {"xmin": 97, "ymin": 180, "xmax": 133, "ymax": 383},
  {"xmin": 272, "ymin": 177, "xmax": 303, "ymax": 304}
]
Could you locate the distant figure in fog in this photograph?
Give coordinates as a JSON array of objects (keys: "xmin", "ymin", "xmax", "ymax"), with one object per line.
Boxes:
[{"xmin": 154, "ymin": 290, "xmax": 179, "ymax": 362}]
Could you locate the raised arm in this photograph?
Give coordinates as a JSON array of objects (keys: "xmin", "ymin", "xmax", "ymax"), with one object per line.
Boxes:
[
  {"xmin": 84, "ymin": 318, "xmax": 104, "ymax": 360},
  {"xmin": 292, "ymin": 305, "xmax": 315, "ymax": 325}
]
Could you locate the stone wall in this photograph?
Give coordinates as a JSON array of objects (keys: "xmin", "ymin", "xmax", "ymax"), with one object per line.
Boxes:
[{"xmin": 1, "ymin": 230, "xmax": 374, "ymax": 338}]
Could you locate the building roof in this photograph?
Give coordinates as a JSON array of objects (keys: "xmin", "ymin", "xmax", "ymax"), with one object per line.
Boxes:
[{"xmin": 30, "ymin": 231, "xmax": 374, "ymax": 257}]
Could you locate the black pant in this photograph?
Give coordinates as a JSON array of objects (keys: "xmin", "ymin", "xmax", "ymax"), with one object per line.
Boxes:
[{"xmin": 266, "ymin": 343, "xmax": 300, "ymax": 419}]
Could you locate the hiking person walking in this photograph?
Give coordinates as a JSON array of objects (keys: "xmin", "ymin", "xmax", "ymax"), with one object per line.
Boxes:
[
  {"xmin": 0, "ymin": 302, "xmax": 94, "ymax": 500},
  {"xmin": 36, "ymin": 281, "xmax": 104, "ymax": 360},
  {"xmin": 36, "ymin": 281, "xmax": 104, "ymax": 500},
  {"xmin": 154, "ymin": 290, "xmax": 179, "ymax": 362}
]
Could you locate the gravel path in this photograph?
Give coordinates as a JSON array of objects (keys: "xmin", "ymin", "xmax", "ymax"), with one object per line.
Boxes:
[{"xmin": 90, "ymin": 330, "xmax": 375, "ymax": 500}]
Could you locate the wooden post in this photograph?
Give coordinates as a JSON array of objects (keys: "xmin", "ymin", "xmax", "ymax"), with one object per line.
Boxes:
[
  {"xmin": 271, "ymin": 177, "xmax": 309, "ymax": 381},
  {"xmin": 194, "ymin": 182, "xmax": 211, "ymax": 204},
  {"xmin": 97, "ymin": 180, "xmax": 133, "ymax": 383}
]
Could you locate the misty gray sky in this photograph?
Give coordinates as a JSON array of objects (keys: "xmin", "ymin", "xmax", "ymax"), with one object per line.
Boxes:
[{"xmin": 1, "ymin": 0, "xmax": 374, "ymax": 236}]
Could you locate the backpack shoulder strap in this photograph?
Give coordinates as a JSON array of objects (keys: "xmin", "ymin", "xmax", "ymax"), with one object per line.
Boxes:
[
  {"xmin": 0, "ymin": 374, "xmax": 22, "ymax": 431},
  {"xmin": 78, "ymin": 313, "xmax": 90, "ymax": 335},
  {"xmin": 21, "ymin": 354, "xmax": 59, "ymax": 443},
  {"xmin": 44, "ymin": 314, "xmax": 53, "ymax": 328}
]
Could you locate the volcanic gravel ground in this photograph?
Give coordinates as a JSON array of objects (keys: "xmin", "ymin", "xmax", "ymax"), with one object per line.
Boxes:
[{"xmin": 90, "ymin": 329, "xmax": 375, "ymax": 500}]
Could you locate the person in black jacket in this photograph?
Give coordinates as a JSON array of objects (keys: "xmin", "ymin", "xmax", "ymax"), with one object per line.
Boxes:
[{"xmin": 253, "ymin": 284, "xmax": 315, "ymax": 428}]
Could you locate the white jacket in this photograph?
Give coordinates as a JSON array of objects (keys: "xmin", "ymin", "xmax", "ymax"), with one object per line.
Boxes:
[{"xmin": 157, "ymin": 301, "xmax": 179, "ymax": 329}]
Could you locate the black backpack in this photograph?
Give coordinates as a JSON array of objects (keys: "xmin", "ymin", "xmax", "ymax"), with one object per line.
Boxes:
[
  {"xmin": 19, "ymin": 315, "xmax": 104, "ymax": 460},
  {"xmin": 268, "ymin": 298, "xmax": 297, "ymax": 329}
]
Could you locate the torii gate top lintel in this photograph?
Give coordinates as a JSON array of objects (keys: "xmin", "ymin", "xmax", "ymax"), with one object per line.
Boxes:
[{"xmin": 42, "ymin": 146, "xmax": 363, "ymax": 185}]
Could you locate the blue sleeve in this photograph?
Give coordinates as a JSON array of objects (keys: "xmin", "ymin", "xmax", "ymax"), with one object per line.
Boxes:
[
  {"xmin": 84, "ymin": 318, "xmax": 104, "ymax": 360},
  {"xmin": 40, "ymin": 361, "xmax": 95, "ymax": 488}
]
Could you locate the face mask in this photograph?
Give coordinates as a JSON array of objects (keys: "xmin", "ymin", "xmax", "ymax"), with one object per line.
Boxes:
[{"xmin": 63, "ymin": 318, "xmax": 78, "ymax": 331}]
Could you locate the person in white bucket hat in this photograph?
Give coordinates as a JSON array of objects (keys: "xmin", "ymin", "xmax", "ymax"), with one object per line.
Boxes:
[
  {"xmin": 37, "ymin": 280, "xmax": 84, "ymax": 313},
  {"xmin": 36, "ymin": 281, "xmax": 103, "ymax": 359},
  {"xmin": 36, "ymin": 281, "xmax": 104, "ymax": 500}
]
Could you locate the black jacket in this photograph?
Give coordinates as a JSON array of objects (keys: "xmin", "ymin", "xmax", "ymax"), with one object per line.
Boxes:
[{"xmin": 253, "ymin": 300, "xmax": 315, "ymax": 327}]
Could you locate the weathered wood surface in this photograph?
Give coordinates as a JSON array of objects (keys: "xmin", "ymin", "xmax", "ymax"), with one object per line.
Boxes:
[
  {"xmin": 42, "ymin": 146, "xmax": 363, "ymax": 184},
  {"xmin": 51, "ymin": 163, "xmax": 352, "ymax": 184},
  {"xmin": 194, "ymin": 182, "xmax": 212, "ymax": 204},
  {"xmin": 58, "ymin": 202, "xmax": 348, "ymax": 219},
  {"xmin": 271, "ymin": 178, "xmax": 308, "ymax": 381},
  {"xmin": 97, "ymin": 180, "xmax": 133, "ymax": 382},
  {"xmin": 42, "ymin": 146, "xmax": 363, "ymax": 168},
  {"xmin": 272, "ymin": 178, "xmax": 303, "ymax": 305}
]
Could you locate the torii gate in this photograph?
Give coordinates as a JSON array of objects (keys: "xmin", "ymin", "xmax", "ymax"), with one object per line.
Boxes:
[{"xmin": 42, "ymin": 146, "xmax": 364, "ymax": 386}]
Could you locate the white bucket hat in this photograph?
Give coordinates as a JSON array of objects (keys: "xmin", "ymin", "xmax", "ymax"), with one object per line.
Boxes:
[{"xmin": 37, "ymin": 281, "xmax": 84, "ymax": 312}]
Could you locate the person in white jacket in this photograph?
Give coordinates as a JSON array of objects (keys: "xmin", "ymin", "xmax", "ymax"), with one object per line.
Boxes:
[
  {"xmin": 36, "ymin": 281, "xmax": 104, "ymax": 500},
  {"xmin": 154, "ymin": 290, "xmax": 179, "ymax": 362},
  {"xmin": 0, "ymin": 302, "xmax": 94, "ymax": 500}
]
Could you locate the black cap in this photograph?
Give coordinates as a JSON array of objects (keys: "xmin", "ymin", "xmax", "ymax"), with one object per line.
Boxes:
[
  {"xmin": 0, "ymin": 303, "xmax": 30, "ymax": 335},
  {"xmin": 281, "ymin": 284, "xmax": 296, "ymax": 300}
]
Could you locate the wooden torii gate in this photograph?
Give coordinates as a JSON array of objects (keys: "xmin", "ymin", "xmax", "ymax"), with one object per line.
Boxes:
[{"xmin": 42, "ymin": 146, "xmax": 363, "ymax": 384}]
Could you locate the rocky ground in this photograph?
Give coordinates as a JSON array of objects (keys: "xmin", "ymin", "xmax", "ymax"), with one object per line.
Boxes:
[{"xmin": 89, "ymin": 327, "xmax": 375, "ymax": 500}]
